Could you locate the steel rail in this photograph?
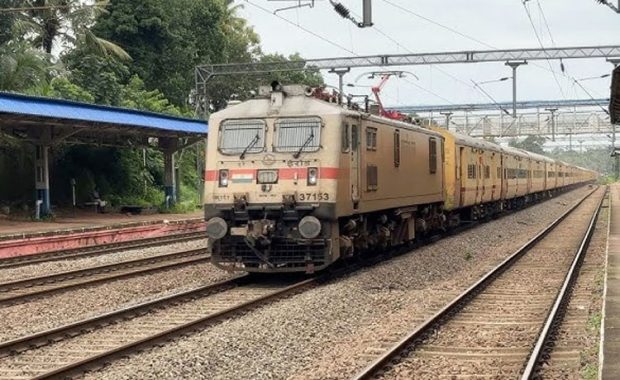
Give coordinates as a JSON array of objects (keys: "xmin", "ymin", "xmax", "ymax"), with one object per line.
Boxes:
[
  {"xmin": 0, "ymin": 275, "xmax": 249, "ymax": 358},
  {"xmin": 0, "ymin": 186, "xmax": 594, "ymax": 379},
  {"xmin": 351, "ymin": 186, "xmax": 600, "ymax": 380},
  {"xmin": 0, "ymin": 248, "xmax": 210, "ymax": 305},
  {"xmin": 28, "ymin": 277, "xmax": 317, "ymax": 380},
  {"xmin": 520, "ymin": 189, "xmax": 607, "ymax": 379},
  {"xmin": 0, "ymin": 230, "xmax": 205, "ymax": 270}
]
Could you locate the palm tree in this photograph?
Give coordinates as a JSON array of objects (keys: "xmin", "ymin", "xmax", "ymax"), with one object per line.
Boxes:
[
  {"xmin": 0, "ymin": 41, "xmax": 50, "ymax": 91},
  {"xmin": 15, "ymin": 0, "xmax": 130, "ymax": 60}
]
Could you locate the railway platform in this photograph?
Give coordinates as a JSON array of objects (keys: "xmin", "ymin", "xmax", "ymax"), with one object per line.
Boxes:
[
  {"xmin": 0, "ymin": 210, "xmax": 204, "ymax": 259},
  {"xmin": 602, "ymin": 183, "xmax": 620, "ymax": 379}
]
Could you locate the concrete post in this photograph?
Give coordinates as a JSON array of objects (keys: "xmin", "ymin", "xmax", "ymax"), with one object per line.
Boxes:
[
  {"xmin": 160, "ymin": 138, "xmax": 178, "ymax": 206},
  {"xmin": 34, "ymin": 144, "xmax": 50, "ymax": 217},
  {"xmin": 505, "ymin": 61, "xmax": 528, "ymax": 118},
  {"xmin": 329, "ymin": 68, "xmax": 351, "ymax": 105},
  {"xmin": 164, "ymin": 149, "xmax": 176, "ymax": 205}
]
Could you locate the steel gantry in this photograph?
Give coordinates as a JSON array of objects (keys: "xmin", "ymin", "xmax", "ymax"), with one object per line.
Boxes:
[
  {"xmin": 196, "ymin": 45, "xmax": 620, "ymax": 77},
  {"xmin": 195, "ymin": 44, "xmax": 620, "ymax": 116}
]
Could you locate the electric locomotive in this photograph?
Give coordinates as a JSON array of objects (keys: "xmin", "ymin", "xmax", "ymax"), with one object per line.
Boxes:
[{"xmin": 204, "ymin": 83, "xmax": 445, "ymax": 273}]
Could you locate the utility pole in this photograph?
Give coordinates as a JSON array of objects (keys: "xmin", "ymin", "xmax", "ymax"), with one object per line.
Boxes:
[
  {"xmin": 440, "ymin": 112, "xmax": 453, "ymax": 131},
  {"xmin": 505, "ymin": 60, "xmax": 528, "ymax": 118},
  {"xmin": 329, "ymin": 67, "xmax": 351, "ymax": 105},
  {"xmin": 546, "ymin": 108, "xmax": 558, "ymax": 142}
]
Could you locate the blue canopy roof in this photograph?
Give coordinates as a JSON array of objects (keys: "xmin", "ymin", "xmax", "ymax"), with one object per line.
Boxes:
[{"xmin": 0, "ymin": 91, "xmax": 208, "ymax": 135}]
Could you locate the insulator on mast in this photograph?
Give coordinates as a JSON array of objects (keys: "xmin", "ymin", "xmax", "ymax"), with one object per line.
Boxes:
[{"xmin": 330, "ymin": 0, "xmax": 352, "ymax": 19}]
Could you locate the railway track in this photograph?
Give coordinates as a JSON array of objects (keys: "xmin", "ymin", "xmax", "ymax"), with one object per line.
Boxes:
[
  {"xmin": 352, "ymin": 186, "xmax": 605, "ymax": 380},
  {"xmin": 0, "ymin": 231, "xmax": 205, "ymax": 270},
  {"xmin": 0, "ymin": 274, "xmax": 316, "ymax": 379},
  {"xmin": 0, "ymin": 248, "xmax": 210, "ymax": 305}
]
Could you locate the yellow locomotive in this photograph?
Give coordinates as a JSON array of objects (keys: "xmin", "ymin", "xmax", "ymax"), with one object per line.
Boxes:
[{"xmin": 204, "ymin": 83, "xmax": 597, "ymax": 273}]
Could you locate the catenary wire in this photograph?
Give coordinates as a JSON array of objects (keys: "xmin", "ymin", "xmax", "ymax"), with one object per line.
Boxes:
[
  {"xmin": 521, "ymin": 0, "xmax": 566, "ymax": 99},
  {"xmin": 381, "ymin": 0, "xmax": 604, "ymax": 106},
  {"xmin": 244, "ymin": 0, "xmax": 358, "ymax": 55}
]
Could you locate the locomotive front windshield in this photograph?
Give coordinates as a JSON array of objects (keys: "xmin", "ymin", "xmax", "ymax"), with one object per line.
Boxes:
[
  {"xmin": 275, "ymin": 117, "xmax": 321, "ymax": 153},
  {"xmin": 219, "ymin": 119, "xmax": 266, "ymax": 155},
  {"xmin": 218, "ymin": 117, "xmax": 322, "ymax": 157}
]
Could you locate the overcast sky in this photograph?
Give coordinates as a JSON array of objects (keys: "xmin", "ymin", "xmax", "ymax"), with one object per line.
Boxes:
[{"xmin": 238, "ymin": 0, "xmax": 620, "ymax": 107}]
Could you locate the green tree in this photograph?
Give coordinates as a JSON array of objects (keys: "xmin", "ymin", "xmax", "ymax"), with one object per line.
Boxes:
[
  {"xmin": 27, "ymin": 77, "xmax": 95, "ymax": 102},
  {"xmin": 62, "ymin": 48, "xmax": 130, "ymax": 105},
  {"xmin": 11, "ymin": 0, "xmax": 129, "ymax": 59},
  {"xmin": 0, "ymin": 41, "xmax": 51, "ymax": 91},
  {"xmin": 509, "ymin": 135, "xmax": 546, "ymax": 155},
  {"xmin": 93, "ymin": 0, "xmax": 264, "ymax": 106}
]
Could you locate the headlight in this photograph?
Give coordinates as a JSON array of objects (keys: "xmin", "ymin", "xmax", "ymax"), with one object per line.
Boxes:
[
  {"xmin": 298, "ymin": 216, "xmax": 321, "ymax": 239},
  {"xmin": 257, "ymin": 170, "xmax": 278, "ymax": 184},
  {"xmin": 307, "ymin": 167, "xmax": 318, "ymax": 186},
  {"xmin": 206, "ymin": 217, "xmax": 228, "ymax": 239},
  {"xmin": 219, "ymin": 169, "xmax": 229, "ymax": 187}
]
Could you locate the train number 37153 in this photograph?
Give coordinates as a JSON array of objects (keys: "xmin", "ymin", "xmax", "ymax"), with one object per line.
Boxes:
[{"xmin": 297, "ymin": 193, "xmax": 330, "ymax": 201}]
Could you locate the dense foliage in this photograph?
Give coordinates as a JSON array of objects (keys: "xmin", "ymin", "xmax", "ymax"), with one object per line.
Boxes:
[{"xmin": 0, "ymin": 0, "xmax": 323, "ymax": 214}]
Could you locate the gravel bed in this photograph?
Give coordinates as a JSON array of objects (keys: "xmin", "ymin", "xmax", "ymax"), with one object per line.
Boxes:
[
  {"xmin": 381, "ymin": 191, "xmax": 603, "ymax": 379},
  {"xmin": 539, "ymin": 193, "xmax": 608, "ymax": 379},
  {"xmin": 0, "ymin": 259, "xmax": 231, "ymax": 342},
  {"xmin": 79, "ymin": 187, "xmax": 594, "ymax": 380},
  {"xmin": 0, "ymin": 239, "xmax": 208, "ymax": 283}
]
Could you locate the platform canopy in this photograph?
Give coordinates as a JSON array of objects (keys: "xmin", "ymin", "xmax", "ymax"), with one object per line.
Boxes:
[
  {"xmin": 0, "ymin": 92, "xmax": 208, "ymax": 147},
  {"xmin": 0, "ymin": 91, "xmax": 209, "ymax": 216}
]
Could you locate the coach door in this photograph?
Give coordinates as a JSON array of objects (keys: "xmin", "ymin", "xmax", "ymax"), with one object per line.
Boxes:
[
  {"xmin": 459, "ymin": 147, "xmax": 467, "ymax": 207},
  {"xmin": 350, "ymin": 123, "xmax": 361, "ymax": 209}
]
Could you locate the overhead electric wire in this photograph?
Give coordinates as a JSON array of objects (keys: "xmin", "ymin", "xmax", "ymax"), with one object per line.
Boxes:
[
  {"xmin": 380, "ymin": 0, "xmax": 494, "ymax": 49},
  {"xmin": 521, "ymin": 0, "xmax": 566, "ymax": 99},
  {"xmin": 536, "ymin": 0, "xmax": 557, "ymax": 47},
  {"xmin": 244, "ymin": 0, "xmax": 358, "ymax": 56},
  {"xmin": 381, "ymin": 0, "xmax": 604, "ymax": 109}
]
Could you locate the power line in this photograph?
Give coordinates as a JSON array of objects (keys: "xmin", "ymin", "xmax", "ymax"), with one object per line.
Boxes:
[
  {"xmin": 326, "ymin": 6, "xmax": 462, "ymax": 105},
  {"xmin": 401, "ymin": 76, "xmax": 456, "ymax": 105},
  {"xmin": 536, "ymin": 0, "xmax": 557, "ymax": 46},
  {"xmin": 380, "ymin": 0, "xmax": 494, "ymax": 49},
  {"xmin": 244, "ymin": 0, "xmax": 358, "ymax": 56},
  {"xmin": 381, "ymin": 0, "xmax": 605, "ymax": 105},
  {"xmin": 521, "ymin": 0, "xmax": 566, "ymax": 99}
]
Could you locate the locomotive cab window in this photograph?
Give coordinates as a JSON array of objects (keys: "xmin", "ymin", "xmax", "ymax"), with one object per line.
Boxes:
[
  {"xmin": 219, "ymin": 119, "xmax": 266, "ymax": 155},
  {"xmin": 274, "ymin": 117, "xmax": 321, "ymax": 153},
  {"xmin": 429, "ymin": 137, "xmax": 437, "ymax": 174}
]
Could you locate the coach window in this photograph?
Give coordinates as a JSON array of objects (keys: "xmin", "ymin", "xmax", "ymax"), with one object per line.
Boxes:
[
  {"xmin": 351, "ymin": 125, "xmax": 359, "ymax": 151},
  {"xmin": 366, "ymin": 127, "xmax": 377, "ymax": 151},
  {"xmin": 394, "ymin": 130, "xmax": 401, "ymax": 167},
  {"xmin": 342, "ymin": 123, "xmax": 350, "ymax": 153},
  {"xmin": 467, "ymin": 164, "xmax": 476, "ymax": 179},
  {"xmin": 429, "ymin": 137, "xmax": 437, "ymax": 174}
]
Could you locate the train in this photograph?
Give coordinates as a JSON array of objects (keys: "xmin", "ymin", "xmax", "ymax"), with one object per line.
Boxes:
[{"xmin": 203, "ymin": 83, "xmax": 598, "ymax": 273}]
